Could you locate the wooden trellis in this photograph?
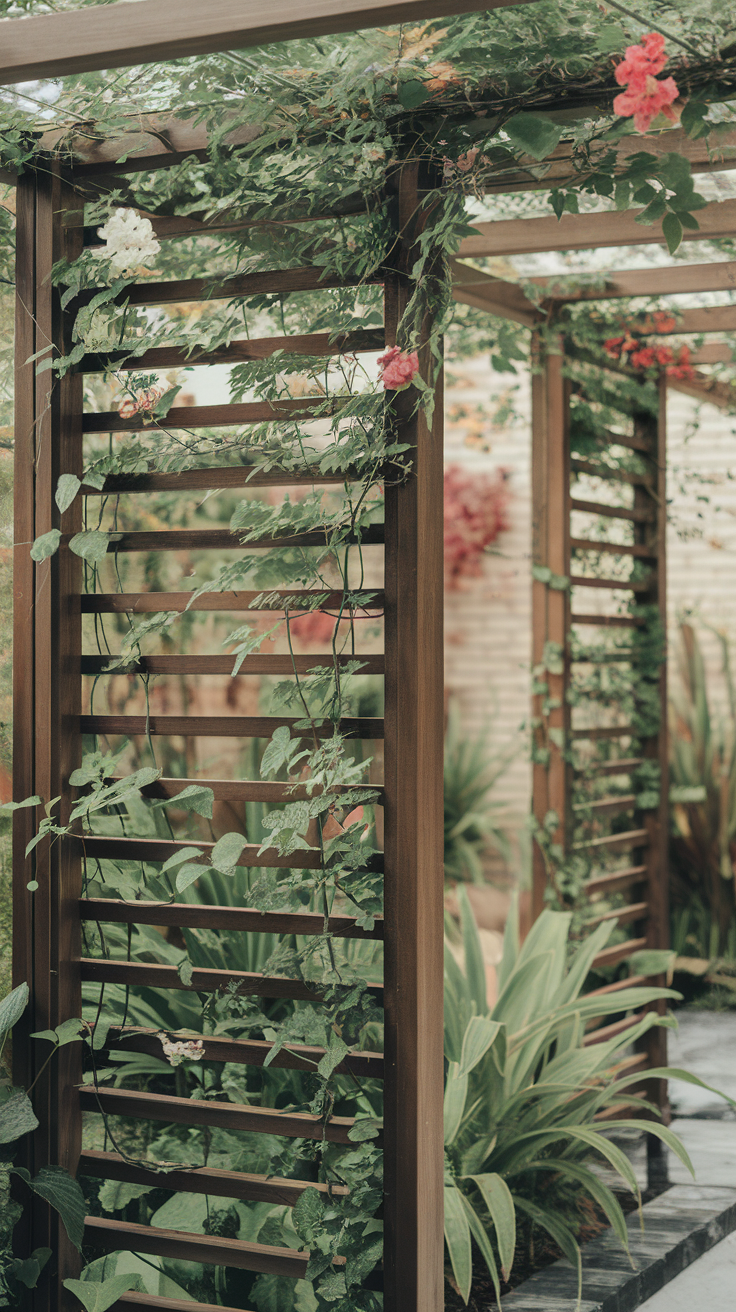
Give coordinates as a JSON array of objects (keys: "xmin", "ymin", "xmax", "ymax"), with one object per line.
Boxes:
[{"xmin": 13, "ymin": 159, "xmax": 444, "ymax": 1312}]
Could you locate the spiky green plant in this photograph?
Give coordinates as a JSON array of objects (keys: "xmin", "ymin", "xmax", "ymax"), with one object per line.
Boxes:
[
  {"xmin": 443, "ymin": 889, "xmax": 725, "ymax": 1305},
  {"xmin": 444, "ymin": 701, "xmax": 515, "ymax": 883}
]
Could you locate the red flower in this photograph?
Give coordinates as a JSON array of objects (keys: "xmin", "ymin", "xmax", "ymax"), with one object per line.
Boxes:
[
  {"xmin": 604, "ymin": 336, "xmax": 625, "ymax": 359},
  {"xmin": 630, "ymin": 346, "xmax": 657, "ymax": 370},
  {"xmin": 377, "ymin": 345, "xmax": 420, "ymax": 390},
  {"xmin": 444, "ymin": 465, "xmax": 511, "ymax": 590},
  {"xmin": 667, "ymin": 345, "xmax": 696, "ymax": 381},
  {"xmin": 652, "ymin": 311, "xmax": 677, "ymax": 333},
  {"xmin": 613, "ymin": 33, "xmax": 679, "ymax": 134},
  {"xmin": 614, "ymin": 32, "xmax": 669, "ymax": 84},
  {"xmin": 653, "ymin": 344, "xmax": 675, "ymax": 367}
]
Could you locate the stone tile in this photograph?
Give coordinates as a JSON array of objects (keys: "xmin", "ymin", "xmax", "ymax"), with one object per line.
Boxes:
[
  {"xmin": 666, "ymin": 1118, "xmax": 736, "ymax": 1187},
  {"xmin": 634, "ymin": 1228, "xmax": 736, "ymax": 1310},
  {"xmin": 667, "ymin": 1012, "xmax": 736, "ymax": 1120}
]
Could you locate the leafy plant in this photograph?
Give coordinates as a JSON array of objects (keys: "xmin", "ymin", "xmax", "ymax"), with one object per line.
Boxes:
[
  {"xmin": 443, "ymin": 889, "xmax": 726, "ymax": 1304},
  {"xmin": 444, "ymin": 702, "xmax": 515, "ymax": 884}
]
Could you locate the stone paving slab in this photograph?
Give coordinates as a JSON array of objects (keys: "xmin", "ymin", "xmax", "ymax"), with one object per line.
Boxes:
[
  {"xmin": 635, "ymin": 1229, "xmax": 736, "ymax": 1310},
  {"xmin": 500, "ymin": 1185, "xmax": 736, "ymax": 1311}
]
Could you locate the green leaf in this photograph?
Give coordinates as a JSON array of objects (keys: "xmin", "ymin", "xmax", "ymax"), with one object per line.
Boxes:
[
  {"xmin": 0, "ymin": 1091, "xmax": 38, "ymax": 1142},
  {"xmin": 444, "ymin": 1184, "xmax": 472, "ymax": 1303},
  {"xmin": 30, "ymin": 530, "xmax": 61, "ymax": 562},
  {"xmin": 161, "ymin": 847, "xmax": 205, "ymax": 874},
  {"xmin": 515, "ymin": 1196, "xmax": 581, "ymax": 1295},
  {"xmin": 316, "ymin": 1032, "xmax": 349, "ymax": 1080},
  {"xmin": 174, "ymin": 863, "xmax": 205, "ymax": 893},
  {"xmin": 444, "ymin": 1063, "xmax": 468, "ymax": 1146},
  {"xmin": 0, "ymin": 982, "xmax": 29, "ymax": 1036},
  {"xmin": 55, "ymin": 474, "xmax": 81, "ymax": 515},
  {"xmin": 178, "ymin": 960, "xmax": 194, "ymax": 987},
  {"xmin": 662, "ymin": 211, "xmax": 683, "ymax": 255},
  {"xmin": 63, "ymin": 1274, "xmax": 140, "ymax": 1312},
  {"xmin": 635, "ymin": 193, "xmax": 668, "ymax": 226},
  {"xmin": 152, "ymin": 785, "xmax": 214, "ymax": 819},
  {"xmin": 504, "ymin": 113, "xmax": 564, "ymax": 162},
  {"xmin": 466, "ymin": 1173, "xmax": 516, "ymax": 1279},
  {"xmin": 29, "ymin": 1166, "xmax": 86, "ymax": 1250},
  {"xmin": 31, "ymin": 1018, "xmax": 85, "ymax": 1047},
  {"xmin": 397, "ymin": 79, "xmax": 430, "ymax": 110},
  {"xmin": 457, "ymin": 884, "xmax": 488, "ymax": 1016},
  {"xmin": 98, "ymin": 1180, "xmax": 153, "ymax": 1213},
  {"xmin": 456, "ymin": 1016, "xmax": 502, "ymax": 1078},
  {"xmin": 210, "ymin": 831, "xmax": 247, "ymax": 872},
  {"xmin": 292, "ymin": 1186, "xmax": 324, "ymax": 1244},
  {"xmin": 0, "ymin": 795, "xmax": 41, "ymax": 813},
  {"xmin": 10, "ymin": 1248, "xmax": 52, "ymax": 1289},
  {"xmin": 68, "ymin": 531, "xmax": 111, "ymax": 564},
  {"xmin": 457, "ymin": 1191, "xmax": 501, "ymax": 1305}
]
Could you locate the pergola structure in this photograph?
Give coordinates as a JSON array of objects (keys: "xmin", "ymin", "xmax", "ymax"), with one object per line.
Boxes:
[{"xmin": 1, "ymin": 4, "xmax": 736, "ymax": 1312}]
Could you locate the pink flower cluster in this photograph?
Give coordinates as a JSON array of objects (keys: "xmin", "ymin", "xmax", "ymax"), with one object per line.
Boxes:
[
  {"xmin": 118, "ymin": 383, "xmax": 166, "ymax": 420},
  {"xmin": 613, "ymin": 33, "xmax": 679, "ymax": 133},
  {"xmin": 378, "ymin": 346, "xmax": 419, "ymax": 390},
  {"xmin": 444, "ymin": 464, "xmax": 511, "ymax": 591},
  {"xmin": 288, "ymin": 609, "xmax": 338, "ymax": 646}
]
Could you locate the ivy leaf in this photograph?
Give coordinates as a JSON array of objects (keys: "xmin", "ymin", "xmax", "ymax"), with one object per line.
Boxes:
[
  {"xmin": 30, "ymin": 530, "xmax": 61, "ymax": 562},
  {"xmin": 317, "ymin": 1033, "xmax": 350, "ymax": 1080},
  {"xmin": 0, "ymin": 1091, "xmax": 38, "ymax": 1143},
  {"xmin": 31, "ymin": 1019, "xmax": 85, "ymax": 1047},
  {"xmin": 662, "ymin": 211, "xmax": 683, "ymax": 256},
  {"xmin": 68, "ymin": 531, "xmax": 111, "ymax": 564},
  {"xmin": 9, "ymin": 1248, "xmax": 52, "ymax": 1289},
  {"xmin": 504, "ymin": 113, "xmax": 564, "ymax": 162},
  {"xmin": 55, "ymin": 474, "xmax": 81, "ymax": 515},
  {"xmin": 210, "ymin": 831, "xmax": 247, "ymax": 873},
  {"xmin": 174, "ymin": 863, "xmax": 206, "ymax": 893},
  {"xmin": 151, "ymin": 785, "xmax": 214, "ymax": 819},
  {"xmin": 397, "ymin": 79, "xmax": 430, "ymax": 110},
  {"xmin": 0, "ymin": 982, "xmax": 29, "ymax": 1037},
  {"xmin": 98, "ymin": 1180, "xmax": 153, "ymax": 1213},
  {"xmin": 1, "ymin": 795, "xmax": 41, "ymax": 813},
  {"xmin": 28, "ymin": 1165, "xmax": 86, "ymax": 1250},
  {"xmin": 178, "ymin": 960, "xmax": 194, "ymax": 987},
  {"xmin": 63, "ymin": 1274, "xmax": 140, "ymax": 1312},
  {"xmin": 261, "ymin": 724, "xmax": 304, "ymax": 778},
  {"xmin": 292, "ymin": 1186, "xmax": 325, "ymax": 1244},
  {"xmin": 347, "ymin": 1118, "xmax": 380, "ymax": 1142}
]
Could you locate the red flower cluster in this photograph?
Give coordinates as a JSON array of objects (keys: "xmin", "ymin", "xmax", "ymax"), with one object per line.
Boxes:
[
  {"xmin": 444, "ymin": 464, "xmax": 511, "ymax": 590},
  {"xmin": 377, "ymin": 346, "xmax": 420, "ymax": 390},
  {"xmin": 603, "ymin": 332, "xmax": 695, "ymax": 381},
  {"xmin": 613, "ymin": 33, "xmax": 679, "ymax": 133},
  {"xmin": 287, "ymin": 609, "xmax": 338, "ymax": 646}
]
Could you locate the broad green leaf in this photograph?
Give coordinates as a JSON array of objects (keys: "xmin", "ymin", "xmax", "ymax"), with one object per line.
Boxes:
[
  {"xmin": 662, "ymin": 211, "xmax": 683, "ymax": 255},
  {"xmin": 456, "ymin": 1015, "xmax": 502, "ymax": 1078},
  {"xmin": 174, "ymin": 863, "xmax": 205, "ymax": 893},
  {"xmin": 457, "ymin": 1191, "xmax": 501, "ymax": 1304},
  {"xmin": 0, "ymin": 982, "xmax": 29, "ymax": 1036},
  {"xmin": 1, "ymin": 796, "xmax": 41, "ymax": 813},
  {"xmin": 497, "ymin": 891, "xmax": 519, "ymax": 992},
  {"xmin": 211, "ymin": 831, "xmax": 247, "ymax": 871},
  {"xmin": 466, "ymin": 1172, "xmax": 515, "ymax": 1279},
  {"xmin": 63, "ymin": 1274, "xmax": 140, "ymax": 1312},
  {"xmin": 161, "ymin": 847, "xmax": 205, "ymax": 874},
  {"xmin": 30, "ymin": 530, "xmax": 61, "ymax": 562},
  {"xmin": 397, "ymin": 79, "xmax": 430, "ymax": 110},
  {"xmin": 514, "ymin": 1196, "xmax": 581, "ymax": 1295},
  {"xmin": 457, "ymin": 884, "xmax": 488, "ymax": 1015},
  {"xmin": 68, "ymin": 531, "xmax": 111, "ymax": 564},
  {"xmin": 316, "ymin": 1032, "xmax": 349, "ymax": 1080},
  {"xmin": 292, "ymin": 1186, "xmax": 325, "ymax": 1244},
  {"xmin": 55, "ymin": 474, "xmax": 81, "ymax": 515},
  {"xmin": 153, "ymin": 785, "xmax": 214, "ymax": 819},
  {"xmin": 98, "ymin": 1179, "xmax": 154, "ymax": 1214},
  {"xmin": 29, "ymin": 1165, "xmax": 86, "ymax": 1250},
  {"xmin": 525, "ymin": 1158, "xmax": 629, "ymax": 1250},
  {"xmin": 444, "ymin": 1185, "xmax": 472, "ymax": 1303},
  {"xmin": 504, "ymin": 113, "xmax": 564, "ymax": 162},
  {"xmin": 629, "ymin": 949, "xmax": 675, "ymax": 978},
  {"xmin": 608, "ymin": 1119, "xmax": 696, "ymax": 1177},
  {"xmin": 31, "ymin": 1018, "xmax": 85, "ymax": 1047},
  {"xmin": 0, "ymin": 1091, "xmax": 38, "ymax": 1143},
  {"xmin": 443, "ymin": 1063, "xmax": 468, "ymax": 1146}
]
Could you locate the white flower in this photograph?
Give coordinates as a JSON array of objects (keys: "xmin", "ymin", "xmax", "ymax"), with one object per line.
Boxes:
[
  {"xmin": 97, "ymin": 208, "xmax": 161, "ymax": 277},
  {"xmin": 157, "ymin": 1031, "xmax": 205, "ymax": 1067}
]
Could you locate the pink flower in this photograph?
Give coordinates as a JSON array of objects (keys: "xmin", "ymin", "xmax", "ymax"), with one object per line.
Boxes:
[
  {"xmin": 456, "ymin": 147, "xmax": 480, "ymax": 172},
  {"xmin": 118, "ymin": 384, "xmax": 166, "ymax": 420},
  {"xmin": 613, "ymin": 33, "xmax": 679, "ymax": 134},
  {"xmin": 614, "ymin": 33, "xmax": 668, "ymax": 85},
  {"xmin": 443, "ymin": 465, "xmax": 511, "ymax": 590},
  {"xmin": 378, "ymin": 345, "xmax": 420, "ymax": 390}
]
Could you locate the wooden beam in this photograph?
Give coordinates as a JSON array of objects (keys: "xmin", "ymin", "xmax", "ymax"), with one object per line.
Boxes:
[
  {"xmin": 648, "ymin": 306, "xmax": 736, "ymax": 335},
  {"xmin": 449, "ymin": 258, "xmax": 540, "ymax": 326},
  {"xmin": 537, "ymin": 260, "xmax": 736, "ymax": 302},
  {"xmin": 0, "ymin": 0, "xmax": 542, "ymax": 85},
  {"xmin": 459, "ymin": 198, "xmax": 736, "ymax": 259},
  {"xmin": 668, "ymin": 371, "xmax": 736, "ymax": 410},
  {"xmin": 690, "ymin": 343, "xmax": 733, "ymax": 364}
]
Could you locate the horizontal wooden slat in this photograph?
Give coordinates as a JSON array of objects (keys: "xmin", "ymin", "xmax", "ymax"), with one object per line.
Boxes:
[
  {"xmin": 80, "ymin": 714, "xmax": 383, "ymax": 738},
  {"xmin": 85, "ymin": 1216, "xmax": 319, "ymax": 1278},
  {"xmin": 80, "ymin": 897, "xmax": 384, "ymax": 940},
  {"xmin": 585, "ymin": 865, "xmax": 648, "ymax": 896},
  {"xmin": 105, "ymin": 1026, "xmax": 384, "ymax": 1077},
  {"xmin": 571, "ymin": 614, "xmax": 645, "ymax": 628},
  {"xmin": 73, "ymin": 266, "xmax": 379, "ymax": 309},
  {"xmin": 83, "ymin": 398, "xmax": 347, "ymax": 433},
  {"xmin": 86, "ymin": 524, "xmax": 385, "ymax": 552},
  {"xmin": 570, "ymin": 576, "xmax": 649, "ymax": 592},
  {"xmin": 81, "ymin": 653, "xmax": 385, "ymax": 676},
  {"xmin": 78, "ymin": 833, "xmax": 382, "ymax": 872},
  {"xmin": 584, "ymin": 900, "xmax": 649, "ymax": 929},
  {"xmin": 82, "ymin": 466, "xmax": 364, "ymax": 493},
  {"xmin": 132, "ymin": 775, "xmax": 384, "ymax": 805},
  {"xmin": 545, "ymin": 259, "xmax": 736, "ymax": 302},
  {"xmin": 81, "ymin": 589, "xmax": 384, "ymax": 614},
  {"xmin": 645, "ymin": 306, "xmax": 736, "ymax": 336},
  {"xmin": 594, "ymin": 1094, "xmax": 647, "ymax": 1121},
  {"xmin": 81, "ymin": 328, "xmax": 384, "ymax": 372},
  {"xmin": 572, "ymin": 725, "xmax": 638, "ymax": 741},
  {"xmin": 585, "ymin": 973, "xmax": 649, "ymax": 998},
  {"xmin": 571, "ymin": 498, "xmax": 654, "ymax": 524},
  {"xmin": 571, "ymin": 458, "xmax": 653, "ymax": 488},
  {"xmin": 583, "ymin": 1013, "xmax": 647, "ymax": 1046},
  {"xmin": 570, "ymin": 537, "xmax": 655, "ymax": 559},
  {"xmin": 575, "ymin": 757, "xmax": 644, "ymax": 776},
  {"xmin": 114, "ymin": 1294, "xmax": 254, "ymax": 1312},
  {"xmin": 79, "ymin": 1149, "xmax": 348, "ymax": 1206},
  {"xmin": 79, "ymin": 1085, "xmax": 373, "ymax": 1144},
  {"xmin": 591, "ymin": 937, "xmax": 647, "ymax": 970},
  {"xmin": 571, "ymin": 651, "xmax": 636, "ymax": 664},
  {"xmin": 80, "ymin": 958, "xmax": 325, "ymax": 1001},
  {"xmin": 573, "ymin": 829, "xmax": 648, "ymax": 855},
  {"xmin": 573, "ymin": 794, "xmax": 637, "ymax": 816}
]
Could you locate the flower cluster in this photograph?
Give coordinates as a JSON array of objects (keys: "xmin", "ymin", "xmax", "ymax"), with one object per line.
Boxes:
[
  {"xmin": 377, "ymin": 345, "xmax": 419, "ymax": 389},
  {"xmin": 613, "ymin": 33, "xmax": 679, "ymax": 133},
  {"xmin": 288, "ymin": 609, "xmax": 338, "ymax": 646},
  {"xmin": 118, "ymin": 382, "xmax": 166, "ymax": 420},
  {"xmin": 604, "ymin": 326, "xmax": 695, "ymax": 380},
  {"xmin": 97, "ymin": 207, "xmax": 161, "ymax": 277},
  {"xmin": 444, "ymin": 464, "xmax": 511, "ymax": 590},
  {"xmin": 157, "ymin": 1033, "xmax": 205, "ymax": 1067}
]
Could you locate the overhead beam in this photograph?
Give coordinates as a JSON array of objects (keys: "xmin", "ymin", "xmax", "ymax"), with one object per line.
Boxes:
[
  {"xmin": 535, "ymin": 260, "xmax": 736, "ymax": 302},
  {"xmin": 690, "ymin": 343, "xmax": 733, "ymax": 364},
  {"xmin": 669, "ymin": 372, "xmax": 736, "ymax": 410},
  {"xmin": 459, "ymin": 198, "xmax": 736, "ymax": 259},
  {"xmin": 647, "ymin": 306, "xmax": 736, "ymax": 335},
  {"xmin": 0, "ymin": 0, "xmax": 542, "ymax": 85},
  {"xmin": 449, "ymin": 258, "xmax": 540, "ymax": 326}
]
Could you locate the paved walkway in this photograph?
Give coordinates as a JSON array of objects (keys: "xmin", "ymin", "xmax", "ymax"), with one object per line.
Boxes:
[{"xmin": 636, "ymin": 1229, "xmax": 736, "ymax": 1310}]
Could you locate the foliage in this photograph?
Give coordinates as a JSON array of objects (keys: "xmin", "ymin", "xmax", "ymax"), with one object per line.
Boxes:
[
  {"xmin": 444, "ymin": 702, "xmax": 515, "ymax": 883},
  {"xmin": 443, "ymin": 889, "xmax": 726, "ymax": 1304}
]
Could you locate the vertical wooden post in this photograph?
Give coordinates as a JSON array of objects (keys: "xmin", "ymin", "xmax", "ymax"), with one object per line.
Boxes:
[
  {"xmin": 14, "ymin": 165, "xmax": 84, "ymax": 1309},
  {"xmin": 382, "ymin": 163, "xmax": 445, "ymax": 1312},
  {"xmin": 531, "ymin": 335, "xmax": 571, "ymax": 919}
]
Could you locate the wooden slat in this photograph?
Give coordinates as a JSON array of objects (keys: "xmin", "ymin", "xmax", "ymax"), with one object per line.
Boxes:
[
  {"xmin": 78, "ymin": 1085, "xmax": 371, "ymax": 1144},
  {"xmin": 594, "ymin": 1094, "xmax": 647, "ymax": 1121},
  {"xmin": 459, "ymin": 199, "xmax": 736, "ymax": 259},
  {"xmin": 132, "ymin": 775, "xmax": 384, "ymax": 805},
  {"xmin": 571, "ymin": 498, "xmax": 654, "ymax": 524},
  {"xmin": 81, "ymin": 653, "xmax": 385, "ymax": 676},
  {"xmin": 77, "ymin": 832, "xmax": 355, "ymax": 872},
  {"xmin": 570, "ymin": 576, "xmax": 649, "ymax": 592},
  {"xmin": 73, "ymin": 266, "xmax": 377, "ymax": 309},
  {"xmin": 573, "ymin": 794, "xmax": 637, "ymax": 816},
  {"xmin": 81, "ymin": 589, "xmax": 384, "ymax": 614},
  {"xmin": 584, "ymin": 900, "xmax": 649, "ymax": 929},
  {"xmin": 85, "ymin": 1216, "xmax": 320, "ymax": 1278},
  {"xmin": 643, "ymin": 306, "xmax": 736, "ymax": 336},
  {"xmin": 540, "ymin": 259, "xmax": 736, "ymax": 302},
  {"xmin": 79, "ymin": 1149, "xmax": 348, "ymax": 1205},
  {"xmin": 583, "ymin": 1012, "xmax": 646, "ymax": 1046},
  {"xmin": 690, "ymin": 343, "xmax": 734, "ymax": 366},
  {"xmin": 576, "ymin": 757, "xmax": 644, "ymax": 776},
  {"xmin": 87, "ymin": 525, "xmax": 385, "ymax": 552},
  {"xmin": 80, "ymin": 328, "xmax": 384, "ymax": 372},
  {"xmin": 571, "ymin": 725, "xmax": 637, "ymax": 741},
  {"xmin": 573, "ymin": 829, "xmax": 648, "ymax": 854},
  {"xmin": 80, "ymin": 897, "xmax": 384, "ymax": 940},
  {"xmin": 570, "ymin": 537, "xmax": 655, "ymax": 559},
  {"xmin": 79, "ymin": 713, "xmax": 383, "ymax": 738},
  {"xmin": 104, "ymin": 1026, "xmax": 384, "ymax": 1077},
  {"xmin": 83, "ymin": 398, "xmax": 346, "ymax": 433},
  {"xmin": 585, "ymin": 865, "xmax": 648, "ymax": 896},
  {"xmin": 571, "ymin": 459, "xmax": 653, "ymax": 488},
  {"xmin": 82, "ymin": 466, "xmax": 364, "ymax": 493},
  {"xmin": 115, "ymin": 1295, "xmax": 254, "ymax": 1312},
  {"xmin": 0, "ymin": 0, "xmax": 542, "ymax": 84},
  {"xmin": 585, "ymin": 973, "xmax": 649, "ymax": 998},
  {"xmin": 571, "ymin": 614, "xmax": 645, "ymax": 628},
  {"xmin": 591, "ymin": 937, "xmax": 647, "ymax": 970},
  {"xmin": 80, "ymin": 958, "xmax": 325, "ymax": 1001}
]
